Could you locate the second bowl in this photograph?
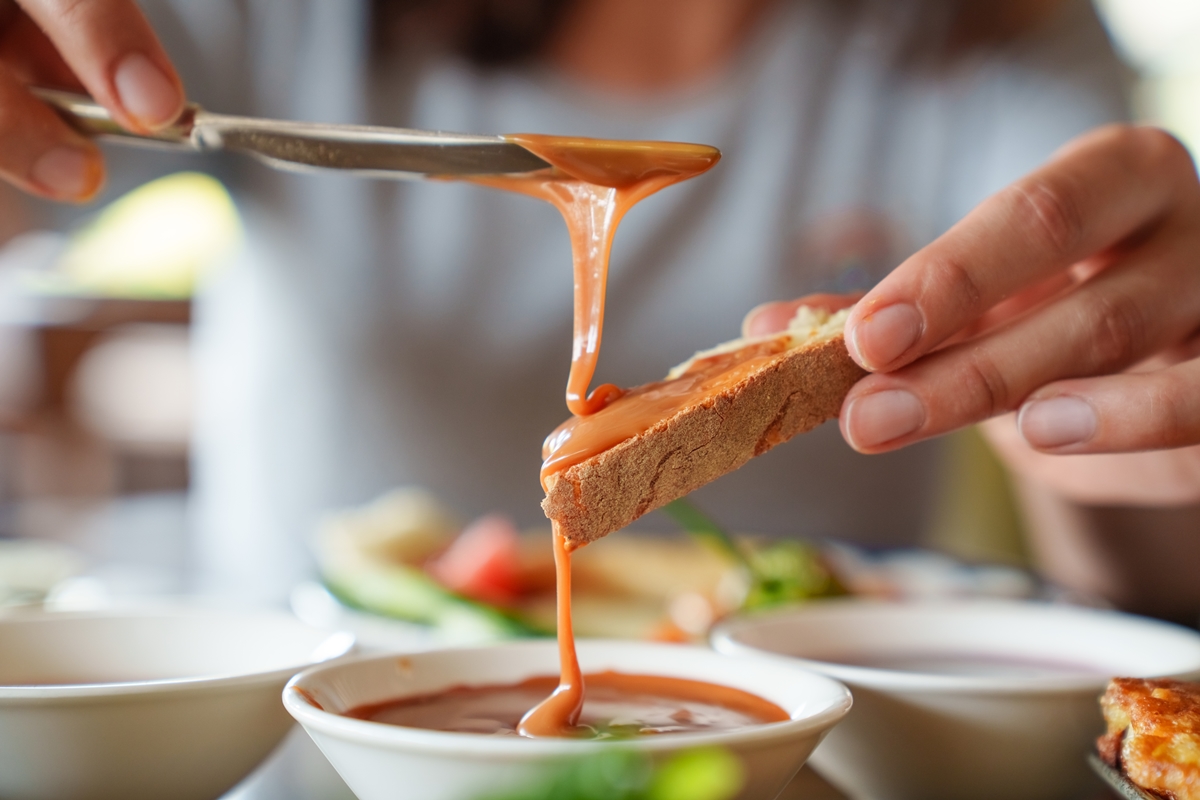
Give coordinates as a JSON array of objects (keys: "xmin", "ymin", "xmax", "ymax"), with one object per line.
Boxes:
[
  {"xmin": 713, "ymin": 599, "xmax": 1200, "ymax": 800},
  {"xmin": 0, "ymin": 608, "xmax": 354, "ymax": 800}
]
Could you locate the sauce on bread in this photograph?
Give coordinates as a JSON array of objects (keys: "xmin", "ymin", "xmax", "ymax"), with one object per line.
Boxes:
[{"xmin": 542, "ymin": 306, "xmax": 852, "ymax": 480}]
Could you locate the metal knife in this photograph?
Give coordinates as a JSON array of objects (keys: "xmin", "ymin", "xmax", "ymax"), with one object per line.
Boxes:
[
  {"xmin": 33, "ymin": 88, "xmax": 552, "ymax": 179},
  {"xmin": 1087, "ymin": 754, "xmax": 1159, "ymax": 800}
]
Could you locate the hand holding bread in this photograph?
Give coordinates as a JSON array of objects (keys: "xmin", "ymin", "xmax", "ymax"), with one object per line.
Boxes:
[{"xmin": 749, "ymin": 126, "xmax": 1200, "ymax": 507}]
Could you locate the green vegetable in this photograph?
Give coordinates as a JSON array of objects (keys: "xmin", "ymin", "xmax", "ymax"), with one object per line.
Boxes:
[
  {"xmin": 742, "ymin": 539, "xmax": 840, "ymax": 609},
  {"xmin": 478, "ymin": 748, "xmax": 743, "ymax": 800},
  {"xmin": 664, "ymin": 498, "xmax": 842, "ymax": 611},
  {"xmin": 647, "ymin": 747, "xmax": 744, "ymax": 800},
  {"xmin": 323, "ymin": 563, "xmax": 544, "ymax": 639}
]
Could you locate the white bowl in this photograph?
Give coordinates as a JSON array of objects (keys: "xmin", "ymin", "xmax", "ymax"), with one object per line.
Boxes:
[
  {"xmin": 0, "ymin": 608, "xmax": 354, "ymax": 800},
  {"xmin": 712, "ymin": 599, "xmax": 1200, "ymax": 800},
  {"xmin": 284, "ymin": 640, "xmax": 852, "ymax": 800}
]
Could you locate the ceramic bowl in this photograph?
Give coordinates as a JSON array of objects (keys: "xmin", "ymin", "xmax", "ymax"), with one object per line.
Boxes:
[
  {"xmin": 284, "ymin": 640, "xmax": 852, "ymax": 800},
  {"xmin": 0, "ymin": 608, "xmax": 354, "ymax": 800},
  {"xmin": 712, "ymin": 599, "xmax": 1200, "ymax": 800}
]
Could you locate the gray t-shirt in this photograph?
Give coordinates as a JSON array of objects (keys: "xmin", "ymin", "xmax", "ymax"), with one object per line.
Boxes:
[{"xmin": 124, "ymin": 0, "xmax": 1128, "ymax": 602}]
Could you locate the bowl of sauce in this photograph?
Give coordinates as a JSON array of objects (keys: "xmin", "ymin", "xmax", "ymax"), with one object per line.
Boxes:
[
  {"xmin": 712, "ymin": 599, "xmax": 1200, "ymax": 800},
  {"xmin": 0, "ymin": 608, "xmax": 354, "ymax": 800},
  {"xmin": 283, "ymin": 639, "xmax": 851, "ymax": 800}
]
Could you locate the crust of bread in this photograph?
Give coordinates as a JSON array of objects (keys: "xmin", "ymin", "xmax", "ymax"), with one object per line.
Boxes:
[{"xmin": 542, "ymin": 335, "xmax": 866, "ymax": 547}]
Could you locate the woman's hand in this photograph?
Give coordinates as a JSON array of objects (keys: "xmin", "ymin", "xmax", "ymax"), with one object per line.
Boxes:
[
  {"xmin": 748, "ymin": 125, "xmax": 1200, "ymax": 505},
  {"xmin": 0, "ymin": 0, "xmax": 183, "ymax": 201}
]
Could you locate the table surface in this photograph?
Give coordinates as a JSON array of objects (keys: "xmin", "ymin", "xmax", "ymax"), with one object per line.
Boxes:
[
  {"xmin": 225, "ymin": 728, "xmax": 852, "ymax": 800},
  {"xmin": 9, "ymin": 497, "xmax": 1123, "ymax": 800},
  {"xmin": 225, "ymin": 727, "xmax": 1122, "ymax": 800}
]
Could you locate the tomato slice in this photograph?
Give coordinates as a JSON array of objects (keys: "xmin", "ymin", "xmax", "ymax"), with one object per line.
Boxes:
[{"xmin": 427, "ymin": 514, "xmax": 523, "ymax": 605}]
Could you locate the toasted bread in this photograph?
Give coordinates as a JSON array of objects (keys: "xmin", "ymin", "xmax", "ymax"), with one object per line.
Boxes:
[{"xmin": 542, "ymin": 307, "xmax": 865, "ymax": 546}]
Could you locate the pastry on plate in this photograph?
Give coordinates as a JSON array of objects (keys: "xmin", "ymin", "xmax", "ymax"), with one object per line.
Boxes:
[{"xmin": 1098, "ymin": 677, "xmax": 1200, "ymax": 800}]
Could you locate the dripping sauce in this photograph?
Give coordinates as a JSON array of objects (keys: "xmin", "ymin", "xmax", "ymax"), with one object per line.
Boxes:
[{"xmin": 449, "ymin": 134, "xmax": 786, "ymax": 737}]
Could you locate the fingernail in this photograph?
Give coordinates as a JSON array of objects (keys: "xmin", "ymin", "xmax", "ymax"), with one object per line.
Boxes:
[
  {"xmin": 31, "ymin": 146, "xmax": 101, "ymax": 199},
  {"xmin": 849, "ymin": 304, "xmax": 923, "ymax": 370},
  {"xmin": 1019, "ymin": 396, "xmax": 1096, "ymax": 448},
  {"xmin": 114, "ymin": 53, "xmax": 182, "ymax": 129},
  {"xmin": 844, "ymin": 390, "xmax": 925, "ymax": 450}
]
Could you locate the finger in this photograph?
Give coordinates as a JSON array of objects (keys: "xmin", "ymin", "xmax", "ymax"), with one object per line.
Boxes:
[
  {"xmin": 0, "ymin": 66, "xmax": 103, "ymax": 200},
  {"xmin": 839, "ymin": 218, "xmax": 1200, "ymax": 452},
  {"xmin": 741, "ymin": 293, "xmax": 862, "ymax": 337},
  {"xmin": 0, "ymin": 5, "xmax": 79, "ymax": 88},
  {"xmin": 845, "ymin": 126, "xmax": 1197, "ymax": 372},
  {"xmin": 944, "ymin": 270, "xmax": 1076, "ymax": 346},
  {"xmin": 17, "ymin": 0, "xmax": 184, "ymax": 132},
  {"xmin": 982, "ymin": 414, "xmax": 1200, "ymax": 506},
  {"xmin": 1018, "ymin": 358, "xmax": 1200, "ymax": 453}
]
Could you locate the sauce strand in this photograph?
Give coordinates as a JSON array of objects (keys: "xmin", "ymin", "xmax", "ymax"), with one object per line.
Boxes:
[
  {"xmin": 473, "ymin": 134, "xmax": 719, "ymax": 737},
  {"xmin": 476, "ymin": 135, "xmax": 719, "ymax": 419},
  {"xmin": 517, "ymin": 525, "xmax": 582, "ymax": 736}
]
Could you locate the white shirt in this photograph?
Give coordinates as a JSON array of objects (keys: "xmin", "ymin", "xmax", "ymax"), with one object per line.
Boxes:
[{"xmin": 118, "ymin": 0, "xmax": 1129, "ymax": 602}]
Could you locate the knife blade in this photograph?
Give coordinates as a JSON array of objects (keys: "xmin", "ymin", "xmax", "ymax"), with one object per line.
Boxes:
[
  {"xmin": 33, "ymin": 88, "xmax": 552, "ymax": 179},
  {"xmin": 1087, "ymin": 753, "xmax": 1160, "ymax": 800}
]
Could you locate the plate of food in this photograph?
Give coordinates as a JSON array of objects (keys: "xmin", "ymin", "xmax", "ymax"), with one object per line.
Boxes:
[
  {"xmin": 1093, "ymin": 677, "xmax": 1200, "ymax": 800},
  {"xmin": 307, "ymin": 486, "xmax": 846, "ymax": 649}
]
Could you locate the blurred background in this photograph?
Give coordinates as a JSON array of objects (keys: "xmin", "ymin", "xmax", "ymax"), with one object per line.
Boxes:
[{"xmin": 0, "ymin": 0, "xmax": 1197, "ymax": 612}]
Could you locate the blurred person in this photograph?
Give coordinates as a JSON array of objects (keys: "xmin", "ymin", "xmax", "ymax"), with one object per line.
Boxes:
[{"xmin": 0, "ymin": 0, "xmax": 1197, "ymax": 620}]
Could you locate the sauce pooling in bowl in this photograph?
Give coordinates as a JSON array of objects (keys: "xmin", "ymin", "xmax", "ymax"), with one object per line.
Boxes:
[{"xmin": 345, "ymin": 671, "xmax": 788, "ymax": 738}]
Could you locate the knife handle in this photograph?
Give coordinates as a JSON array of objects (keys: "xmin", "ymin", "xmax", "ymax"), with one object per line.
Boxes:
[{"xmin": 32, "ymin": 87, "xmax": 198, "ymax": 147}]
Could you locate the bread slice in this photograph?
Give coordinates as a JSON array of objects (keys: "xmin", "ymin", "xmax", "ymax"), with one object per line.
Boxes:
[{"xmin": 542, "ymin": 306, "xmax": 866, "ymax": 546}]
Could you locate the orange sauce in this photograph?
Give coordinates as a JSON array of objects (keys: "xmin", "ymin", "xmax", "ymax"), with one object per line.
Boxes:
[
  {"xmin": 474, "ymin": 135, "xmax": 719, "ymax": 419},
  {"xmin": 472, "ymin": 135, "xmax": 739, "ymax": 738},
  {"xmin": 518, "ymin": 525, "xmax": 584, "ymax": 736},
  {"xmin": 345, "ymin": 670, "xmax": 788, "ymax": 737},
  {"xmin": 541, "ymin": 338, "xmax": 794, "ymax": 479}
]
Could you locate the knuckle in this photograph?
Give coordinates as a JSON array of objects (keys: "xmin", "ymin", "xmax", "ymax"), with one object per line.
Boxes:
[
  {"xmin": 1148, "ymin": 369, "xmax": 1200, "ymax": 450},
  {"xmin": 1150, "ymin": 371, "xmax": 1191, "ymax": 447},
  {"xmin": 1007, "ymin": 178, "xmax": 1084, "ymax": 256},
  {"xmin": 1082, "ymin": 290, "xmax": 1145, "ymax": 372},
  {"xmin": 922, "ymin": 254, "xmax": 985, "ymax": 319},
  {"xmin": 48, "ymin": 0, "xmax": 91, "ymax": 21},
  {"xmin": 961, "ymin": 347, "xmax": 1012, "ymax": 418}
]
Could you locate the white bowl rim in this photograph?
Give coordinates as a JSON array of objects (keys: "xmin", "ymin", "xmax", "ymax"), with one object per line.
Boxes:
[
  {"xmin": 283, "ymin": 639, "xmax": 853, "ymax": 757},
  {"xmin": 0, "ymin": 609, "xmax": 355, "ymax": 701},
  {"xmin": 711, "ymin": 598, "xmax": 1200, "ymax": 694}
]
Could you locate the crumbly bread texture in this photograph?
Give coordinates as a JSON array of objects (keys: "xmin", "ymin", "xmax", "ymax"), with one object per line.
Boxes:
[
  {"xmin": 542, "ymin": 308, "xmax": 865, "ymax": 546},
  {"xmin": 1099, "ymin": 677, "xmax": 1200, "ymax": 800}
]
